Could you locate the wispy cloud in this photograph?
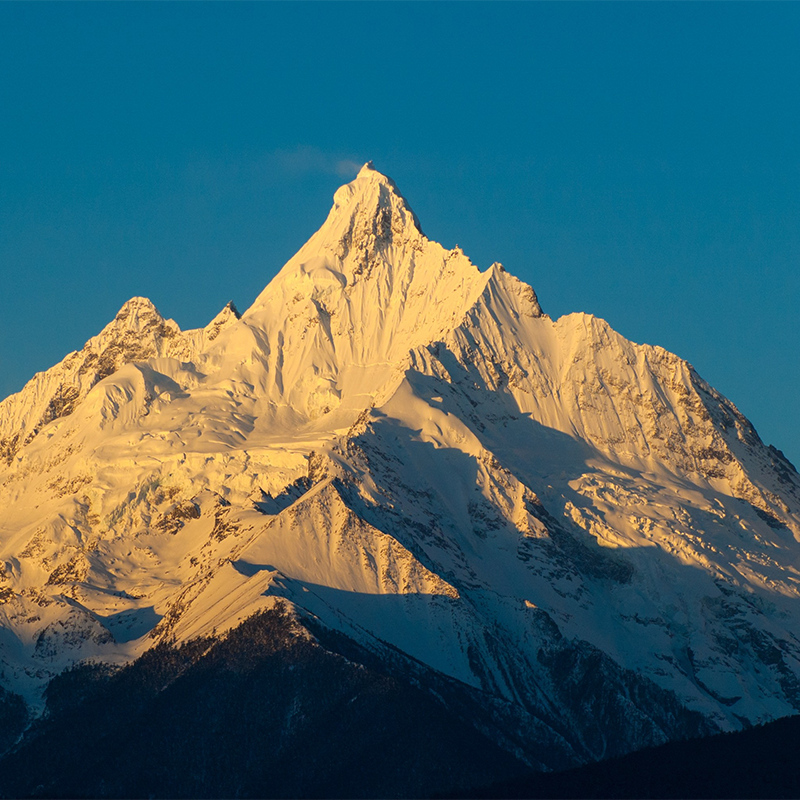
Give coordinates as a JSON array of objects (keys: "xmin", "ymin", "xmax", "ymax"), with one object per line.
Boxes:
[
  {"xmin": 334, "ymin": 159, "xmax": 363, "ymax": 177},
  {"xmin": 271, "ymin": 146, "xmax": 363, "ymax": 178},
  {"xmin": 179, "ymin": 147, "xmax": 366, "ymax": 189}
]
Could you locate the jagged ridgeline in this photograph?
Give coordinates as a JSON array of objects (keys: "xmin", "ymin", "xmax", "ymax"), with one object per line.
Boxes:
[{"xmin": 0, "ymin": 163, "xmax": 799, "ymax": 797}]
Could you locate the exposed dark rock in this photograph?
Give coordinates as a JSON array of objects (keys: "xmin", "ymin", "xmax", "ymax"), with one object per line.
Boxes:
[{"xmin": 155, "ymin": 501, "xmax": 201, "ymax": 535}]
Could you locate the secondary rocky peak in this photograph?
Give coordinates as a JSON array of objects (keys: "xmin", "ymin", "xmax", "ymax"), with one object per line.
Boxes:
[
  {"xmin": 0, "ymin": 297, "xmax": 183, "ymax": 464},
  {"xmin": 223, "ymin": 300, "xmax": 241, "ymax": 319},
  {"xmin": 485, "ymin": 262, "xmax": 545, "ymax": 318},
  {"xmin": 201, "ymin": 300, "xmax": 242, "ymax": 343},
  {"xmin": 113, "ymin": 296, "xmax": 163, "ymax": 323},
  {"xmin": 205, "ymin": 300, "xmax": 241, "ymax": 327}
]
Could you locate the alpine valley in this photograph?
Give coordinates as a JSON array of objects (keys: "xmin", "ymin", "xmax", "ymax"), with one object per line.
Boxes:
[{"xmin": 1, "ymin": 164, "xmax": 799, "ymax": 798}]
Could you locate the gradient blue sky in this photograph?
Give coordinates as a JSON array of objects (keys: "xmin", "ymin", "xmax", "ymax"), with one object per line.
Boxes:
[{"xmin": 1, "ymin": 3, "xmax": 799, "ymax": 464}]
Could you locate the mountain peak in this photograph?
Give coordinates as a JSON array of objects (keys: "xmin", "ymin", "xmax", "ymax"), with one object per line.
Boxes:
[
  {"xmin": 326, "ymin": 162, "xmax": 423, "ymax": 245},
  {"xmin": 352, "ymin": 161, "xmax": 402, "ymax": 193},
  {"xmin": 245, "ymin": 165, "xmax": 482, "ymax": 326},
  {"xmin": 356, "ymin": 160, "xmax": 378, "ymax": 177},
  {"xmin": 114, "ymin": 296, "xmax": 162, "ymax": 321}
]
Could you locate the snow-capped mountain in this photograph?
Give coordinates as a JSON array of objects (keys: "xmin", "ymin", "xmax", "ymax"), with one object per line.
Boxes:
[{"xmin": 1, "ymin": 163, "xmax": 800, "ymax": 773}]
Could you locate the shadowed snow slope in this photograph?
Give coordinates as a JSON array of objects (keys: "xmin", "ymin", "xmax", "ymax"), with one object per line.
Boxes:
[{"xmin": 1, "ymin": 164, "xmax": 800, "ymax": 770}]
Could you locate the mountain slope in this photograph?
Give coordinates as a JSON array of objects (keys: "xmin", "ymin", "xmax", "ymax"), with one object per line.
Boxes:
[{"xmin": 0, "ymin": 164, "xmax": 799, "ymax": 778}]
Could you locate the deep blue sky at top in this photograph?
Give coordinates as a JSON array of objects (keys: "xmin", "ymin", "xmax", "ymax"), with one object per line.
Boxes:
[{"xmin": 1, "ymin": 2, "xmax": 799, "ymax": 463}]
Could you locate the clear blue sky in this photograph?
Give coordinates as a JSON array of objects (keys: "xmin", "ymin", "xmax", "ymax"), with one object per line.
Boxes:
[{"xmin": 1, "ymin": 2, "xmax": 799, "ymax": 465}]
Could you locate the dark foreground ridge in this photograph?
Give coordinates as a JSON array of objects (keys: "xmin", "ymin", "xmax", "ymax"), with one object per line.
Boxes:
[
  {"xmin": 454, "ymin": 713, "xmax": 800, "ymax": 800},
  {"xmin": 0, "ymin": 605, "xmax": 525, "ymax": 799}
]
